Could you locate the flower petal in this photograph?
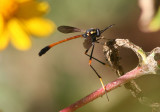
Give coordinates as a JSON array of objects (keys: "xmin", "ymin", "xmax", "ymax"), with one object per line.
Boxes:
[
  {"xmin": 16, "ymin": 0, "xmax": 32, "ymax": 3},
  {"xmin": 25, "ymin": 18, "xmax": 56, "ymax": 37},
  {"xmin": 0, "ymin": 29, "xmax": 9, "ymax": 50},
  {"xmin": 0, "ymin": 14, "xmax": 9, "ymax": 50},
  {"xmin": 8, "ymin": 18, "xmax": 31, "ymax": 50},
  {"xmin": 0, "ymin": 14, "xmax": 4, "ymax": 34},
  {"xmin": 16, "ymin": 1, "xmax": 49, "ymax": 19}
]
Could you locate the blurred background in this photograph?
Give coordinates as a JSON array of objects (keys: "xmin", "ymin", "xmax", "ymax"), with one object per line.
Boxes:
[{"xmin": 1, "ymin": 0, "xmax": 160, "ymax": 112}]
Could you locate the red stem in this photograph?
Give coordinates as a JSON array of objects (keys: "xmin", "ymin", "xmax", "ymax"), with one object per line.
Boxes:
[{"xmin": 60, "ymin": 67, "xmax": 143, "ymax": 112}]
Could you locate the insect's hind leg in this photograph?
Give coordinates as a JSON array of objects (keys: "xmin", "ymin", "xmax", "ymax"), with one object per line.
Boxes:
[
  {"xmin": 89, "ymin": 62, "xmax": 109, "ymax": 101},
  {"xmin": 84, "ymin": 49, "xmax": 106, "ymax": 65},
  {"xmin": 86, "ymin": 44, "xmax": 109, "ymax": 101}
]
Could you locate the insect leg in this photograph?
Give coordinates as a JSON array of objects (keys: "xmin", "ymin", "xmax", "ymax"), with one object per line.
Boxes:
[
  {"xmin": 85, "ymin": 52, "xmax": 105, "ymax": 65},
  {"xmin": 88, "ymin": 44, "xmax": 109, "ymax": 101},
  {"xmin": 89, "ymin": 63, "xmax": 109, "ymax": 101},
  {"xmin": 84, "ymin": 44, "xmax": 105, "ymax": 65}
]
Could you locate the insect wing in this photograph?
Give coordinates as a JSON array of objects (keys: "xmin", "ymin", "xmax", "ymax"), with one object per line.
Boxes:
[
  {"xmin": 83, "ymin": 36, "xmax": 92, "ymax": 50},
  {"xmin": 58, "ymin": 26, "xmax": 82, "ymax": 33}
]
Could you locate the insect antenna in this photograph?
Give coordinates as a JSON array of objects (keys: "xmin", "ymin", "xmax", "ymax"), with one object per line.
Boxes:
[{"xmin": 100, "ymin": 24, "xmax": 115, "ymax": 34}]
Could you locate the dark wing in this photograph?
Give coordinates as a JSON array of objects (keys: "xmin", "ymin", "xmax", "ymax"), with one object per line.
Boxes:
[
  {"xmin": 57, "ymin": 26, "xmax": 82, "ymax": 33},
  {"xmin": 83, "ymin": 36, "xmax": 92, "ymax": 50}
]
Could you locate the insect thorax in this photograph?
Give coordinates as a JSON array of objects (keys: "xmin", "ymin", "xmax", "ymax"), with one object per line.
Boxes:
[{"xmin": 82, "ymin": 28, "xmax": 101, "ymax": 39}]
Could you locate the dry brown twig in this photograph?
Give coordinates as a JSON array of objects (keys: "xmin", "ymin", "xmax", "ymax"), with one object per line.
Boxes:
[{"xmin": 60, "ymin": 39, "xmax": 160, "ymax": 112}]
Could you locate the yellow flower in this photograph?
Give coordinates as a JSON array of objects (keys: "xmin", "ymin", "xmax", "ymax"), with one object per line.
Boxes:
[{"xmin": 0, "ymin": 0, "xmax": 55, "ymax": 50}]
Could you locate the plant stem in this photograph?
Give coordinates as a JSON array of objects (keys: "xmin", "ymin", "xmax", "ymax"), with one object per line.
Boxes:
[{"xmin": 60, "ymin": 67, "xmax": 143, "ymax": 112}]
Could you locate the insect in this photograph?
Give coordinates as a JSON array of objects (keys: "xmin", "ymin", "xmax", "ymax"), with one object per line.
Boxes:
[{"xmin": 39, "ymin": 24, "xmax": 114, "ymax": 100}]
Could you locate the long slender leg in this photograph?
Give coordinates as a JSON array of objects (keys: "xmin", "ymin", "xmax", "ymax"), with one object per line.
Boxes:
[
  {"xmin": 90, "ymin": 65, "xmax": 109, "ymax": 101},
  {"xmin": 84, "ymin": 45, "xmax": 106, "ymax": 65},
  {"xmin": 88, "ymin": 44, "xmax": 109, "ymax": 101},
  {"xmin": 85, "ymin": 52, "xmax": 105, "ymax": 65},
  {"xmin": 89, "ymin": 43, "xmax": 95, "ymax": 65}
]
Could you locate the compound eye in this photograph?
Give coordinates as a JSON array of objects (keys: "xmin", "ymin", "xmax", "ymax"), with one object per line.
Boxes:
[{"xmin": 96, "ymin": 29, "xmax": 100, "ymax": 37}]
